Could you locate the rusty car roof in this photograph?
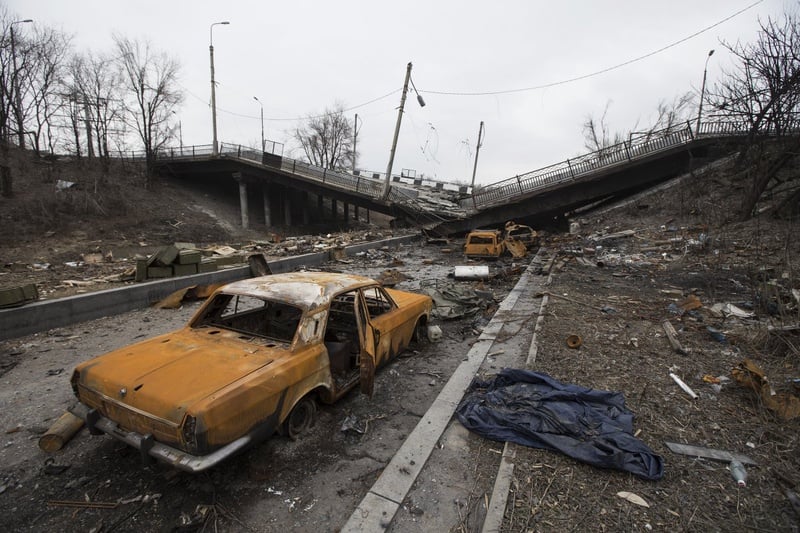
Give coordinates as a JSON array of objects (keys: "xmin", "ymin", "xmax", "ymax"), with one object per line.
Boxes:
[{"xmin": 218, "ymin": 271, "xmax": 377, "ymax": 310}]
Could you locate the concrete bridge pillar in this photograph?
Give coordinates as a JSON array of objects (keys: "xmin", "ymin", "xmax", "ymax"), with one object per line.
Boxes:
[
  {"xmin": 234, "ymin": 173, "xmax": 249, "ymax": 229},
  {"xmin": 263, "ymin": 185, "xmax": 272, "ymax": 227},
  {"xmin": 317, "ymin": 194, "xmax": 324, "ymax": 219},
  {"xmin": 284, "ymin": 192, "xmax": 292, "ymax": 226},
  {"xmin": 354, "ymin": 205, "xmax": 360, "ymax": 222},
  {"xmin": 302, "ymin": 191, "xmax": 310, "ymax": 225},
  {"xmin": 331, "ymin": 198, "xmax": 337, "ymax": 220},
  {"xmin": 343, "ymin": 202, "xmax": 350, "ymax": 226}
]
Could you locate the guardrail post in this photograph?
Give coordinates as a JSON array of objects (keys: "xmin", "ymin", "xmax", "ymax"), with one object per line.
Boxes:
[
  {"xmin": 322, "ymin": 169, "xmax": 326, "ymax": 183},
  {"xmin": 292, "ymin": 160, "xmax": 296, "ymax": 173},
  {"xmin": 567, "ymin": 159, "xmax": 576, "ymax": 179},
  {"xmin": 356, "ymin": 175, "xmax": 361, "ymax": 191},
  {"xmin": 686, "ymin": 121, "xmax": 695, "ymax": 140},
  {"xmin": 623, "ymin": 142, "xmax": 632, "ymax": 161},
  {"xmin": 516, "ymin": 175, "xmax": 523, "ymax": 195}
]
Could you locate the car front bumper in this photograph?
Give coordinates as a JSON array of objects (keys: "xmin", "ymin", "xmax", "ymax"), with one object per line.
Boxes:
[{"xmin": 69, "ymin": 403, "xmax": 253, "ymax": 473}]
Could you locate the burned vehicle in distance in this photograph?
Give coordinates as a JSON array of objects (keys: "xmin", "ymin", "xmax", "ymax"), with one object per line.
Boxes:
[{"xmin": 69, "ymin": 272, "xmax": 433, "ymax": 472}]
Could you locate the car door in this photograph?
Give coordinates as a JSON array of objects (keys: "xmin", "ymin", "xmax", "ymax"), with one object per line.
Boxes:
[
  {"xmin": 357, "ymin": 286, "xmax": 402, "ymax": 397},
  {"xmin": 355, "ymin": 289, "xmax": 377, "ymax": 397}
]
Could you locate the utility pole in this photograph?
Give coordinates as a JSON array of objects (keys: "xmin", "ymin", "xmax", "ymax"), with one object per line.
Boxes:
[
  {"xmin": 382, "ymin": 62, "xmax": 413, "ymax": 200},
  {"xmin": 470, "ymin": 121, "xmax": 485, "ymax": 190},
  {"xmin": 353, "ymin": 113, "xmax": 359, "ymax": 172}
]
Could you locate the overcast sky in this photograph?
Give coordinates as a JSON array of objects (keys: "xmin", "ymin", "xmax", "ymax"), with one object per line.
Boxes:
[{"xmin": 7, "ymin": 0, "xmax": 789, "ymax": 185}]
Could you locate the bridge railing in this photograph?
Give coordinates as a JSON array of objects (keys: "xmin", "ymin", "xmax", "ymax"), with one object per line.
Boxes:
[
  {"xmin": 463, "ymin": 123, "xmax": 703, "ymax": 210},
  {"xmin": 462, "ymin": 120, "xmax": 800, "ymax": 210}
]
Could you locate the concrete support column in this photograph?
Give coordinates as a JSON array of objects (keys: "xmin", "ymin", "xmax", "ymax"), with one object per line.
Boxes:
[
  {"xmin": 343, "ymin": 202, "xmax": 350, "ymax": 225},
  {"xmin": 235, "ymin": 174, "xmax": 249, "ymax": 229},
  {"xmin": 263, "ymin": 185, "xmax": 272, "ymax": 227},
  {"xmin": 317, "ymin": 194, "xmax": 324, "ymax": 218},
  {"xmin": 302, "ymin": 191, "xmax": 310, "ymax": 225},
  {"xmin": 284, "ymin": 192, "xmax": 292, "ymax": 226},
  {"xmin": 366, "ymin": 209, "xmax": 370, "ymax": 224},
  {"xmin": 331, "ymin": 198, "xmax": 337, "ymax": 220}
]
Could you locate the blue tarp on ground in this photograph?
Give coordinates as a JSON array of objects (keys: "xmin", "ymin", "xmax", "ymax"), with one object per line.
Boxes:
[{"xmin": 456, "ymin": 368, "xmax": 664, "ymax": 480}]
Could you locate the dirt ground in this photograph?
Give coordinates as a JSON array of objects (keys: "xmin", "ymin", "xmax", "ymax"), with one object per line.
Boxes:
[
  {"xmin": 501, "ymin": 173, "xmax": 800, "ymax": 531},
  {"xmin": 1, "ymin": 151, "xmax": 800, "ymax": 531}
]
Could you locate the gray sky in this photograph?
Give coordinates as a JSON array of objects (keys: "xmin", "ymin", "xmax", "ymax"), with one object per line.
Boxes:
[{"xmin": 7, "ymin": 0, "xmax": 787, "ymax": 184}]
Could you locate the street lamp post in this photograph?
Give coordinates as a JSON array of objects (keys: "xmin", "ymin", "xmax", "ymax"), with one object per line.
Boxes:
[
  {"xmin": 695, "ymin": 49, "xmax": 715, "ymax": 136},
  {"xmin": 381, "ymin": 62, "xmax": 425, "ymax": 201},
  {"xmin": 253, "ymin": 96, "xmax": 264, "ymax": 152},
  {"xmin": 209, "ymin": 21, "xmax": 230, "ymax": 156},
  {"xmin": 172, "ymin": 111, "xmax": 183, "ymax": 151},
  {"xmin": 470, "ymin": 121, "xmax": 485, "ymax": 190},
  {"xmin": 10, "ymin": 19, "xmax": 33, "ymax": 149}
]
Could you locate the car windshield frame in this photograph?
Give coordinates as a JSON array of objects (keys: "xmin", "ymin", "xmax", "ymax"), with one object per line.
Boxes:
[{"xmin": 191, "ymin": 292, "xmax": 304, "ymax": 345}]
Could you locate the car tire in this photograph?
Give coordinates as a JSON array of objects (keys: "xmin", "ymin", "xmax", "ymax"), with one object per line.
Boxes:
[
  {"xmin": 282, "ymin": 396, "xmax": 317, "ymax": 440},
  {"xmin": 412, "ymin": 319, "xmax": 428, "ymax": 345}
]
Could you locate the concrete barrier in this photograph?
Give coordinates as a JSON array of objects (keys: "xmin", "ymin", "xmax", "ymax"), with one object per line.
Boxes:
[{"xmin": 0, "ymin": 234, "xmax": 420, "ymax": 341}]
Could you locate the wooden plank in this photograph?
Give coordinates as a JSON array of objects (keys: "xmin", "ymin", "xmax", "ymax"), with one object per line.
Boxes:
[
  {"xmin": 662, "ymin": 320, "xmax": 688, "ymax": 355},
  {"xmin": 664, "ymin": 442, "xmax": 757, "ymax": 465}
]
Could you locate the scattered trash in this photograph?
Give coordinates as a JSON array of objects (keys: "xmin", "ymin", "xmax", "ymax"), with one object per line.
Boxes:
[
  {"xmin": 566, "ymin": 334, "xmax": 583, "ymax": 349},
  {"xmin": 154, "ymin": 284, "xmax": 223, "ymax": 309},
  {"xmin": 48, "ymin": 499, "xmax": 119, "ymax": 509},
  {"xmin": 453, "ymin": 265, "xmax": 489, "ymax": 280},
  {"xmin": 709, "ymin": 302, "xmax": 755, "ymax": 319},
  {"xmin": 729, "ymin": 460, "xmax": 747, "ymax": 487},
  {"xmin": 42, "ymin": 458, "xmax": 70, "ymax": 475},
  {"xmin": 376, "ymin": 269, "xmax": 409, "ymax": 287},
  {"xmin": 669, "ymin": 372, "xmax": 698, "ymax": 399},
  {"xmin": 662, "ymin": 320, "xmax": 688, "ymax": 355},
  {"xmin": 341, "ymin": 414, "xmax": 367, "ymax": 434},
  {"xmin": 427, "ymin": 325, "xmax": 443, "ymax": 342},
  {"xmin": 706, "ymin": 326, "xmax": 728, "ymax": 344},
  {"xmin": 663, "ymin": 442, "xmax": 757, "ymax": 465},
  {"xmin": 732, "ymin": 359, "xmax": 800, "ymax": 420},
  {"xmin": 178, "ymin": 504, "xmax": 211, "ymax": 529},
  {"xmin": 679, "ymin": 294, "xmax": 703, "ymax": 311},
  {"xmin": 616, "ymin": 491, "xmax": 650, "ymax": 508}
]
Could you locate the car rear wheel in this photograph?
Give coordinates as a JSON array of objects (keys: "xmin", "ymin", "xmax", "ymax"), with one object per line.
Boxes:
[{"xmin": 282, "ymin": 396, "xmax": 317, "ymax": 440}]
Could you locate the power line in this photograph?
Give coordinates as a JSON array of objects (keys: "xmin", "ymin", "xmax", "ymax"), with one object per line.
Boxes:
[{"xmin": 422, "ymin": 0, "xmax": 764, "ymax": 97}]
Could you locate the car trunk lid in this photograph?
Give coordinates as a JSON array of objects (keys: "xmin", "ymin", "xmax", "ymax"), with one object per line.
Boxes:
[{"xmin": 79, "ymin": 328, "xmax": 281, "ymax": 424}]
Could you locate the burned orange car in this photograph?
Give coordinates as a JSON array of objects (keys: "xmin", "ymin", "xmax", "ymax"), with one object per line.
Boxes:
[{"xmin": 69, "ymin": 272, "xmax": 432, "ymax": 472}]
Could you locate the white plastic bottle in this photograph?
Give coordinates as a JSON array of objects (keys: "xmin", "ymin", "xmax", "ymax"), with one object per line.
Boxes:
[{"xmin": 730, "ymin": 460, "xmax": 747, "ymax": 487}]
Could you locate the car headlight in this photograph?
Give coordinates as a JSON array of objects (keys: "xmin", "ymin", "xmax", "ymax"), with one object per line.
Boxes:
[
  {"xmin": 182, "ymin": 415, "xmax": 197, "ymax": 449},
  {"xmin": 70, "ymin": 370, "xmax": 80, "ymax": 396}
]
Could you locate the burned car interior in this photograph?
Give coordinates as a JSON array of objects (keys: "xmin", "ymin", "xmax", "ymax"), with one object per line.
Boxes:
[{"xmin": 193, "ymin": 293, "xmax": 302, "ymax": 345}]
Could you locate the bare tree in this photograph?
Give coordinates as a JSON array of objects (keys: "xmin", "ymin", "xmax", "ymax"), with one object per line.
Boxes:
[
  {"xmin": 113, "ymin": 35, "xmax": 182, "ymax": 183},
  {"xmin": 582, "ymin": 101, "xmax": 625, "ymax": 153},
  {"xmin": 69, "ymin": 51, "xmax": 124, "ymax": 162},
  {"xmin": 706, "ymin": 8, "xmax": 800, "ymax": 219},
  {"xmin": 24, "ymin": 25, "xmax": 71, "ymax": 156},
  {"xmin": 293, "ymin": 103, "xmax": 355, "ymax": 170}
]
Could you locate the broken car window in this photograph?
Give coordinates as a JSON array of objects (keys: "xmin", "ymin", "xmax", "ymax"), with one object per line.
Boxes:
[{"xmin": 193, "ymin": 293, "xmax": 302, "ymax": 343}]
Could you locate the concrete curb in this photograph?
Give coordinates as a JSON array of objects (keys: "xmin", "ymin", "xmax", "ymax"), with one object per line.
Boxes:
[
  {"xmin": 481, "ymin": 248, "xmax": 554, "ymax": 533},
  {"xmin": 0, "ymin": 234, "xmax": 419, "ymax": 341},
  {"xmin": 341, "ymin": 255, "xmax": 541, "ymax": 532}
]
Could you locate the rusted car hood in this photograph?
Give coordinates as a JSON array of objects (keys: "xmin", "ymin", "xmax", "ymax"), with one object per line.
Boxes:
[{"xmin": 76, "ymin": 327, "xmax": 278, "ymax": 424}]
